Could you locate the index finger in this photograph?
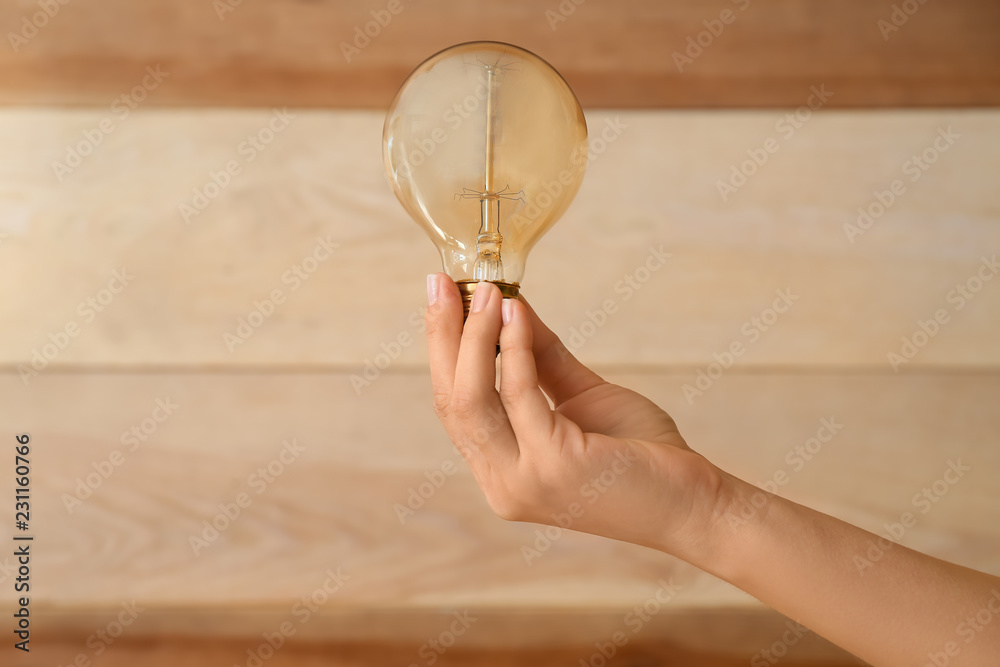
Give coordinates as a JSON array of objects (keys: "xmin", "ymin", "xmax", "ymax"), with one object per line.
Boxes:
[{"xmin": 424, "ymin": 273, "xmax": 463, "ymax": 408}]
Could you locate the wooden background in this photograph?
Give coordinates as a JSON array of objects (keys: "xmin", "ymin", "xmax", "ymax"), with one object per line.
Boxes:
[
  {"xmin": 1, "ymin": 0, "xmax": 999, "ymax": 108},
  {"xmin": 1, "ymin": 1, "xmax": 999, "ymax": 665}
]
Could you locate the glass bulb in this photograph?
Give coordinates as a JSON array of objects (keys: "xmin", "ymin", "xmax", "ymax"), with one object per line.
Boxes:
[{"xmin": 383, "ymin": 41, "xmax": 588, "ymax": 313}]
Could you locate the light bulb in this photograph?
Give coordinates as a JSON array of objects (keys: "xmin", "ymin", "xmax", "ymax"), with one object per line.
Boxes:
[{"xmin": 383, "ymin": 41, "xmax": 588, "ymax": 316}]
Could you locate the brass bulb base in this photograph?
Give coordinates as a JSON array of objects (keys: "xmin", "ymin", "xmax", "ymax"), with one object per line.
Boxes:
[{"xmin": 456, "ymin": 280, "xmax": 520, "ymax": 320}]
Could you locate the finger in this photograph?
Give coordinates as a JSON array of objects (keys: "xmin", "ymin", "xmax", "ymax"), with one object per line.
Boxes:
[
  {"xmin": 454, "ymin": 281, "xmax": 503, "ymax": 401},
  {"xmin": 519, "ymin": 296, "xmax": 605, "ymax": 407},
  {"xmin": 452, "ymin": 282, "xmax": 520, "ymax": 464},
  {"xmin": 425, "ymin": 273, "xmax": 463, "ymax": 411},
  {"xmin": 498, "ymin": 298, "xmax": 555, "ymax": 442}
]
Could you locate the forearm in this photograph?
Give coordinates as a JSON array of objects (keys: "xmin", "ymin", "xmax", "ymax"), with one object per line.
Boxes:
[{"xmin": 695, "ymin": 473, "xmax": 1000, "ymax": 666}]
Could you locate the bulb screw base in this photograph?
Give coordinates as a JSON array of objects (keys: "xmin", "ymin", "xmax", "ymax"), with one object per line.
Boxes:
[{"xmin": 456, "ymin": 280, "xmax": 520, "ymax": 320}]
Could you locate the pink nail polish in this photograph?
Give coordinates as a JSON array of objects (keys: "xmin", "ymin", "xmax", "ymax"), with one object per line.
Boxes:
[
  {"xmin": 426, "ymin": 274, "xmax": 439, "ymax": 306},
  {"xmin": 501, "ymin": 299, "xmax": 513, "ymax": 325},
  {"xmin": 471, "ymin": 282, "xmax": 490, "ymax": 313}
]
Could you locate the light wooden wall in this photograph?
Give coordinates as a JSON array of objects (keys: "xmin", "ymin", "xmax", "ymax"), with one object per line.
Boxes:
[{"xmin": 1, "ymin": 1, "xmax": 998, "ymax": 665}]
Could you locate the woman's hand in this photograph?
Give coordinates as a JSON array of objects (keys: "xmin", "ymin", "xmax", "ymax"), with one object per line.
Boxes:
[
  {"xmin": 424, "ymin": 273, "xmax": 1000, "ymax": 666},
  {"xmin": 424, "ymin": 274, "xmax": 729, "ymax": 561}
]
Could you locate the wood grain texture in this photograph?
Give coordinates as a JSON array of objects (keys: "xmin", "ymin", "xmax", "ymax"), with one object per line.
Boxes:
[
  {"xmin": 1, "ymin": 110, "xmax": 998, "ymax": 369},
  {"xmin": 3, "ymin": 4, "xmax": 997, "ymax": 657},
  {"xmin": 1, "ymin": 370, "xmax": 996, "ymax": 656},
  {"xmin": 22, "ymin": 637, "xmax": 861, "ymax": 667},
  {"xmin": 0, "ymin": 0, "xmax": 998, "ymax": 108},
  {"xmin": 28, "ymin": 609, "xmax": 857, "ymax": 662}
]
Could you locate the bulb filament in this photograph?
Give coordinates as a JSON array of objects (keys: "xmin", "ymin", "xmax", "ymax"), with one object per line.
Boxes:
[{"xmin": 455, "ymin": 54, "xmax": 525, "ymax": 282}]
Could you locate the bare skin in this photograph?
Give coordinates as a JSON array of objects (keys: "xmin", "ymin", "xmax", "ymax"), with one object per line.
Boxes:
[{"xmin": 424, "ymin": 274, "xmax": 1000, "ymax": 667}]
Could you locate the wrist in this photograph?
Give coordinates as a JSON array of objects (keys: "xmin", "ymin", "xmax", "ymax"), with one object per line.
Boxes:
[{"xmin": 671, "ymin": 464, "xmax": 782, "ymax": 585}]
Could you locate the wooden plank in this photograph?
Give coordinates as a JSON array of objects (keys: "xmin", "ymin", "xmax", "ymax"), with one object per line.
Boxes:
[
  {"xmin": 2, "ymin": 370, "xmax": 996, "ymax": 635},
  {"xmin": 0, "ymin": 0, "xmax": 998, "ymax": 108},
  {"xmin": 31, "ymin": 608, "xmax": 857, "ymax": 659},
  {"xmin": 26, "ymin": 636, "xmax": 861, "ymax": 667},
  {"xmin": 2, "ymin": 110, "xmax": 999, "ymax": 370}
]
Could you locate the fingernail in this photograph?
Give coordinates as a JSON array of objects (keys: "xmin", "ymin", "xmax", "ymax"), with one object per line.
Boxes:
[
  {"xmin": 426, "ymin": 274, "xmax": 439, "ymax": 306},
  {"xmin": 471, "ymin": 282, "xmax": 490, "ymax": 313},
  {"xmin": 501, "ymin": 299, "xmax": 513, "ymax": 325}
]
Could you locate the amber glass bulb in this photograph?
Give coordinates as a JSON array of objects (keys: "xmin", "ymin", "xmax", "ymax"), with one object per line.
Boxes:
[{"xmin": 383, "ymin": 41, "xmax": 588, "ymax": 311}]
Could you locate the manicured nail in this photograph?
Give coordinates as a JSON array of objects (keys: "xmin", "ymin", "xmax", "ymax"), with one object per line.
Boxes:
[
  {"xmin": 501, "ymin": 299, "xmax": 513, "ymax": 325},
  {"xmin": 426, "ymin": 274, "xmax": 439, "ymax": 306},
  {"xmin": 471, "ymin": 281, "xmax": 490, "ymax": 313}
]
